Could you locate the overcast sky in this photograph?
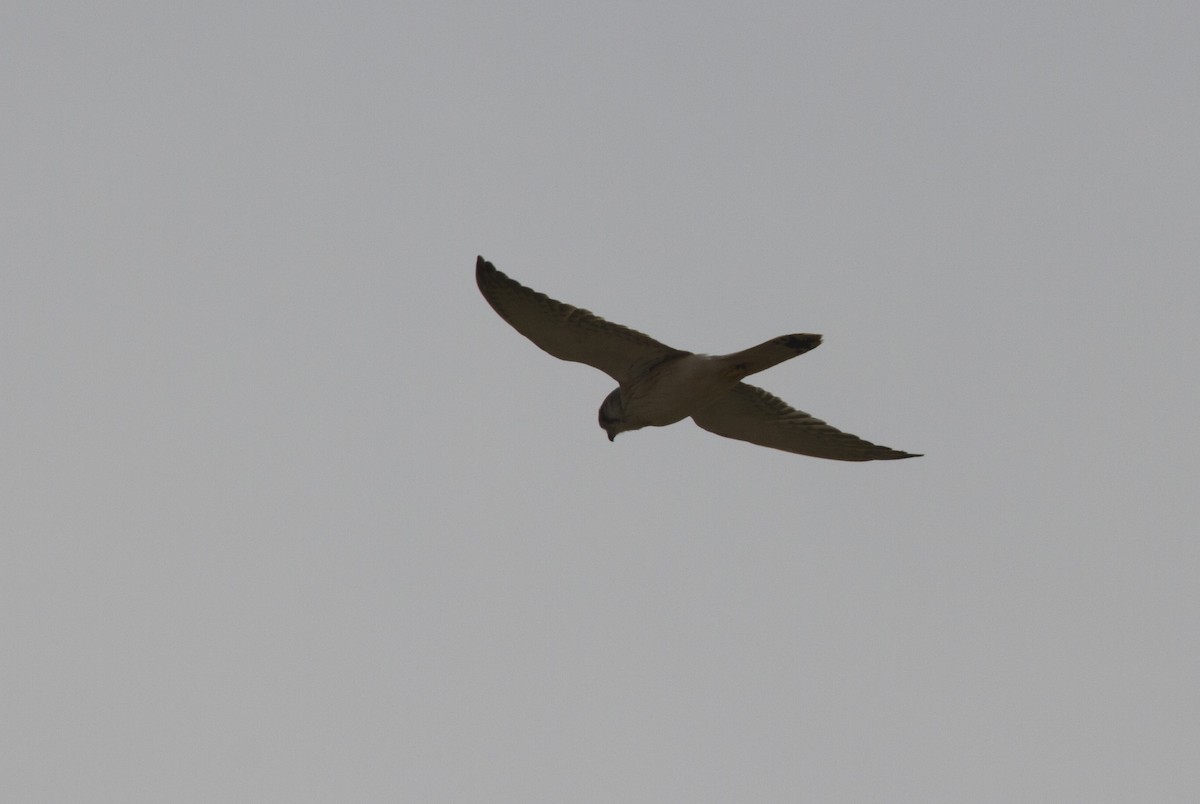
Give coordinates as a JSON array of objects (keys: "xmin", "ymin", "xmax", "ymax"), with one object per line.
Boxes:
[{"xmin": 4, "ymin": 3, "xmax": 1199, "ymax": 802}]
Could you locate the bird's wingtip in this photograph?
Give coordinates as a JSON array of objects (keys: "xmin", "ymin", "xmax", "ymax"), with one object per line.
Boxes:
[{"xmin": 476, "ymin": 256, "xmax": 497, "ymax": 283}]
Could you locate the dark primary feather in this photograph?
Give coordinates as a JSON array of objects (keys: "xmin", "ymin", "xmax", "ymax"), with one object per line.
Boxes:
[
  {"xmin": 476, "ymin": 256, "xmax": 687, "ymax": 384},
  {"xmin": 690, "ymin": 383, "xmax": 921, "ymax": 462}
]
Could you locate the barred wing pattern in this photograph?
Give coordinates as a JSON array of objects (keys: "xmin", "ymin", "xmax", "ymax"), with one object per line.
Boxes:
[
  {"xmin": 691, "ymin": 383, "xmax": 920, "ymax": 461},
  {"xmin": 476, "ymin": 257, "xmax": 687, "ymax": 384}
]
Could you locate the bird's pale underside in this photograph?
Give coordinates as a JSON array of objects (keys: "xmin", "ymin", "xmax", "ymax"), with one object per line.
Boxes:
[{"xmin": 476, "ymin": 256, "xmax": 920, "ymax": 462}]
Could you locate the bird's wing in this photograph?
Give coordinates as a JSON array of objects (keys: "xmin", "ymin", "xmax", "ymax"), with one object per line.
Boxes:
[
  {"xmin": 476, "ymin": 256, "xmax": 687, "ymax": 384},
  {"xmin": 691, "ymin": 382, "xmax": 921, "ymax": 462}
]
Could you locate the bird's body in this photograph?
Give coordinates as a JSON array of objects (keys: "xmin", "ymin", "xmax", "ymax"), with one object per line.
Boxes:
[
  {"xmin": 476, "ymin": 256, "xmax": 919, "ymax": 462},
  {"xmin": 601, "ymin": 353, "xmax": 742, "ymax": 433}
]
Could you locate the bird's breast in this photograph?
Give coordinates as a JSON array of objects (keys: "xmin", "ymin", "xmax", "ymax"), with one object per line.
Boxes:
[{"xmin": 620, "ymin": 354, "xmax": 741, "ymax": 427}]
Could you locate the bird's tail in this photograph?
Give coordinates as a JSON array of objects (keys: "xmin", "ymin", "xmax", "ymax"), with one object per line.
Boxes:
[{"xmin": 720, "ymin": 334, "xmax": 822, "ymax": 378}]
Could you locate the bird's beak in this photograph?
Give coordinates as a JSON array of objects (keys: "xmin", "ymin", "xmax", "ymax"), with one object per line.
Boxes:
[{"xmin": 607, "ymin": 431, "xmax": 616, "ymax": 442}]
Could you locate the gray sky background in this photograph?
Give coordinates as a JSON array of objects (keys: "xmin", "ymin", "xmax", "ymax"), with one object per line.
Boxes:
[{"xmin": 4, "ymin": 3, "xmax": 1198, "ymax": 801}]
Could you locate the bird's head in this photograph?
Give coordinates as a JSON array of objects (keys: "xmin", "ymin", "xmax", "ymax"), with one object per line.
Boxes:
[{"xmin": 598, "ymin": 388, "xmax": 632, "ymax": 442}]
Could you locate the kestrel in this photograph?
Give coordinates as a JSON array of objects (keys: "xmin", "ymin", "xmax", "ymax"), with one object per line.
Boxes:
[{"xmin": 476, "ymin": 256, "xmax": 920, "ymax": 462}]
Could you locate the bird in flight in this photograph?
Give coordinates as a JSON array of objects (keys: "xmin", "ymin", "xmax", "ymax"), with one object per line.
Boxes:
[{"xmin": 476, "ymin": 256, "xmax": 920, "ymax": 462}]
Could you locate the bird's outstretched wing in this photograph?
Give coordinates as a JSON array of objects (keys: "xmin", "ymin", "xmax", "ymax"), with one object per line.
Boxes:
[
  {"xmin": 476, "ymin": 256, "xmax": 687, "ymax": 384},
  {"xmin": 691, "ymin": 382, "xmax": 921, "ymax": 462}
]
